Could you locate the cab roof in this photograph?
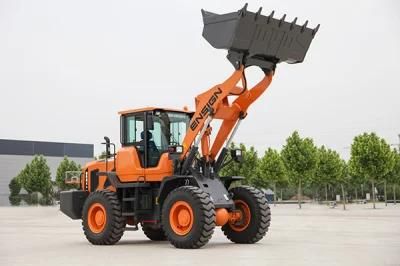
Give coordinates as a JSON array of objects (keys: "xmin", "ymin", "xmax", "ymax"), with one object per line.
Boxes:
[{"xmin": 118, "ymin": 106, "xmax": 193, "ymax": 115}]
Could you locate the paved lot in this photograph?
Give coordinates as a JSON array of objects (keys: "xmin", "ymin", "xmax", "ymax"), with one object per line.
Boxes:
[{"xmin": 0, "ymin": 203, "xmax": 399, "ymax": 266}]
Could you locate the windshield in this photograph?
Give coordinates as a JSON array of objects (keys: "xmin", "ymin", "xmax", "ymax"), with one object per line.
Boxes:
[{"xmin": 150, "ymin": 111, "xmax": 190, "ymax": 152}]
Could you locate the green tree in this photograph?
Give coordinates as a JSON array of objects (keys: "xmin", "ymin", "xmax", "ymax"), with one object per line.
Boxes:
[
  {"xmin": 335, "ymin": 160, "xmax": 349, "ymax": 210},
  {"xmin": 256, "ymin": 148, "xmax": 287, "ymax": 205},
  {"xmin": 385, "ymin": 149, "xmax": 400, "ymax": 205},
  {"xmin": 219, "ymin": 143, "xmax": 259, "ymax": 184},
  {"xmin": 315, "ymin": 146, "xmax": 343, "ymax": 202},
  {"xmin": 281, "ymin": 131, "xmax": 318, "ymax": 209},
  {"xmin": 18, "ymin": 163, "xmax": 31, "ymax": 192},
  {"xmin": 8, "ymin": 177, "xmax": 22, "ymax": 206},
  {"xmin": 349, "ymin": 172, "xmax": 366, "ymax": 201},
  {"xmin": 349, "ymin": 133, "xmax": 395, "ymax": 209},
  {"xmin": 8, "ymin": 195, "xmax": 22, "ymax": 206},
  {"xmin": 9, "ymin": 177, "xmax": 21, "ymax": 196},
  {"xmin": 56, "ymin": 156, "xmax": 81, "ymax": 191},
  {"xmin": 24, "ymin": 155, "xmax": 53, "ymax": 204}
]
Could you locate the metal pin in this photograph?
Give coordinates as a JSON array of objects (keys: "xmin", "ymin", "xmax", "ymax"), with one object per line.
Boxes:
[
  {"xmin": 290, "ymin": 17, "xmax": 298, "ymax": 30},
  {"xmin": 267, "ymin": 10, "xmax": 275, "ymax": 23},
  {"xmin": 312, "ymin": 24, "xmax": 320, "ymax": 36},
  {"xmin": 301, "ymin": 20, "xmax": 308, "ymax": 32},
  {"xmin": 279, "ymin": 14, "xmax": 286, "ymax": 27},
  {"xmin": 255, "ymin": 7, "xmax": 262, "ymax": 20}
]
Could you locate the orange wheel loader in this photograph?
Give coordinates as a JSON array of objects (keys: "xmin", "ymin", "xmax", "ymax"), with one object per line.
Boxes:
[{"xmin": 60, "ymin": 4, "xmax": 319, "ymax": 249}]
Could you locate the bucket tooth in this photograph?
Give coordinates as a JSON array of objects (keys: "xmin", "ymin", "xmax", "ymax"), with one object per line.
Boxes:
[
  {"xmin": 267, "ymin": 10, "xmax": 275, "ymax": 23},
  {"xmin": 202, "ymin": 6, "xmax": 319, "ymax": 69},
  {"xmin": 301, "ymin": 20, "xmax": 308, "ymax": 32},
  {"xmin": 279, "ymin": 14, "xmax": 287, "ymax": 27},
  {"xmin": 290, "ymin": 17, "xmax": 298, "ymax": 30},
  {"xmin": 254, "ymin": 7, "xmax": 262, "ymax": 20},
  {"xmin": 312, "ymin": 24, "xmax": 320, "ymax": 36}
]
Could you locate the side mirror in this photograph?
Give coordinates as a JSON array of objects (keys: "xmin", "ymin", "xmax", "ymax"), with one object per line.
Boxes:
[
  {"xmin": 230, "ymin": 149, "xmax": 243, "ymax": 163},
  {"xmin": 168, "ymin": 145, "xmax": 184, "ymax": 160},
  {"xmin": 168, "ymin": 145, "xmax": 183, "ymax": 154}
]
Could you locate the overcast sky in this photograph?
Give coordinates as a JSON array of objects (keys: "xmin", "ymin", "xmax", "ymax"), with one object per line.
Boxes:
[{"xmin": 0, "ymin": 0, "xmax": 399, "ymax": 160}]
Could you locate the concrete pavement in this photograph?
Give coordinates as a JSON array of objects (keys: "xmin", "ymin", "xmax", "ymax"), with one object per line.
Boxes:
[{"xmin": 0, "ymin": 203, "xmax": 399, "ymax": 266}]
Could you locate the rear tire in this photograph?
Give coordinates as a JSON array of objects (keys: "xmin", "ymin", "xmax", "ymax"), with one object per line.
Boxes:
[
  {"xmin": 141, "ymin": 224, "xmax": 167, "ymax": 241},
  {"xmin": 162, "ymin": 186, "xmax": 215, "ymax": 249},
  {"xmin": 82, "ymin": 190, "xmax": 125, "ymax": 245},
  {"xmin": 222, "ymin": 186, "xmax": 271, "ymax": 244}
]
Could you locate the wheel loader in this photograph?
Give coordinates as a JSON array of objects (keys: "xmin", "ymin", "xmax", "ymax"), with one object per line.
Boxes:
[{"xmin": 60, "ymin": 4, "xmax": 319, "ymax": 249}]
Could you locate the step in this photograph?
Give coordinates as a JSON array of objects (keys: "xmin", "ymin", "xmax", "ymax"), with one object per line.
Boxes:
[
  {"xmin": 122, "ymin": 212, "xmax": 135, "ymax": 216},
  {"xmin": 122, "ymin": 197, "xmax": 136, "ymax": 201}
]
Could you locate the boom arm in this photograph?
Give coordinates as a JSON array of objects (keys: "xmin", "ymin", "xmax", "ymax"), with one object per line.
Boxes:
[{"xmin": 181, "ymin": 66, "xmax": 273, "ymax": 163}]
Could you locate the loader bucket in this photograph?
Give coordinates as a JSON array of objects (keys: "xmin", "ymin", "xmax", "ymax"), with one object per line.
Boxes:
[{"xmin": 202, "ymin": 4, "xmax": 319, "ymax": 70}]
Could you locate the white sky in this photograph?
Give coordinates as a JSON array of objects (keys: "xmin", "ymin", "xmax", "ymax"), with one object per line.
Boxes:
[{"xmin": 0, "ymin": 0, "xmax": 399, "ymax": 160}]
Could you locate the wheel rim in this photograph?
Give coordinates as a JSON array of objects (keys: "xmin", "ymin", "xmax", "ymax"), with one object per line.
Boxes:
[
  {"xmin": 169, "ymin": 200, "xmax": 194, "ymax": 236},
  {"xmin": 229, "ymin": 200, "xmax": 251, "ymax": 232},
  {"xmin": 88, "ymin": 203, "xmax": 107, "ymax": 233}
]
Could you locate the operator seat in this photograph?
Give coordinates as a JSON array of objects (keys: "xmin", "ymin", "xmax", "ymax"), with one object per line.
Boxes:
[{"xmin": 140, "ymin": 130, "xmax": 160, "ymax": 167}]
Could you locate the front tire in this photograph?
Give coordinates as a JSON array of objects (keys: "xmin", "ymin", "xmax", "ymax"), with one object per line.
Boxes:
[
  {"xmin": 222, "ymin": 186, "xmax": 271, "ymax": 244},
  {"xmin": 162, "ymin": 186, "xmax": 215, "ymax": 249},
  {"xmin": 82, "ymin": 190, "xmax": 125, "ymax": 245}
]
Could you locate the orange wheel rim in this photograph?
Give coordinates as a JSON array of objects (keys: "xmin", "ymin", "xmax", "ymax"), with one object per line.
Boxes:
[
  {"xmin": 230, "ymin": 200, "xmax": 251, "ymax": 232},
  {"xmin": 169, "ymin": 200, "xmax": 194, "ymax": 236},
  {"xmin": 88, "ymin": 203, "xmax": 107, "ymax": 233}
]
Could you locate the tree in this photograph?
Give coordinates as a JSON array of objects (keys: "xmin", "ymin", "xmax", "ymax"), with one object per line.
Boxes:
[
  {"xmin": 385, "ymin": 149, "xmax": 400, "ymax": 205},
  {"xmin": 281, "ymin": 131, "xmax": 318, "ymax": 209},
  {"xmin": 9, "ymin": 177, "xmax": 21, "ymax": 196},
  {"xmin": 219, "ymin": 143, "xmax": 259, "ymax": 184},
  {"xmin": 335, "ymin": 160, "xmax": 349, "ymax": 210},
  {"xmin": 349, "ymin": 133, "xmax": 395, "ymax": 209},
  {"xmin": 56, "ymin": 156, "xmax": 81, "ymax": 191},
  {"xmin": 314, "ymin": 146, "xmax": 343, "ymax": 202},
  {"xmin": 8, "ymin": 177, "xmax": 22, "ymax": 206},
  {"xmin": 349, "ymin": 172, "xmax": 366, "ymax": 201},
  {"xmin": 18, "ymin": 163, "xmax": 31, "ymax": 192},
  {"xmin": 23, "ymin": 155, "xmax": 53, "ymax": 203},
  {"xmin": 256, "ymin": 148, "xmax": 287, "ymax": 205}
]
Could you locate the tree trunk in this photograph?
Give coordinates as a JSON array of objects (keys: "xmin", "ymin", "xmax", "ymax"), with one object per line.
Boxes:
[
  {"xmin": 273, "ymin": 183, "xmax": 277, "ymax": 207},
  {"xmin": 298, "ymin": 178, "xmax": 302, "ymax": 209},
  {"xmin": 394, "ymin": 184, "xmax": 397, "ymax": 205},
  {"xmin": 361, "ymin": 184, "xmax": 364, "ymax": 199},
  {"xmin": 325, "ymin": 184, "xmax": 328, "ymax": 202},
  {"xmin": 341, "ymin": 184, "xmax": 346, "ymax": 210},
  {"xmin": 355, "ymin": 187, "xmax": 358, "ymax": 200},
  {"xmin": 384, "ymin": 180, "xmax": 387, "ymax": 207},
  {"xmin": 371, "ymin": 180, "xmax": 376, "ymax": 209},
  {"xmin": 280, "ymin": 189, "xmax": 283, "ymax": 201}
]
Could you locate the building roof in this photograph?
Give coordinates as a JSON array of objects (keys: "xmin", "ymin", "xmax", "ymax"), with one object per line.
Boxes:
[
  {"xmin": 118, "ymin": 106, "xmax": 193, "ymax": 115},
  {"xmin": 0, "ymin": 139, "xmax": 93, "ymax": 158}
]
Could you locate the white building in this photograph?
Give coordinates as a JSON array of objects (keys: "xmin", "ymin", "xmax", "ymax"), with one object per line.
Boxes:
[{"xmin": 0, "ymin": 139, "xmax": 93, "ymax": 206}]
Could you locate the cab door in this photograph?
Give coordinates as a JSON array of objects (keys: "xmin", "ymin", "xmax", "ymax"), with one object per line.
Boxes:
[
  {"xmin": 143, "ymin": 111, "xmax": 173, "ymax": 182},
  {"xmin": 116, "ymin": 112, "xmax": 145, "ymax": 182}
]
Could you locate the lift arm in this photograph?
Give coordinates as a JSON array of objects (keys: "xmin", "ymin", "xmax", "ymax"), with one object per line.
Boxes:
[{"xmin": 181, "ymin": 66, "xmax": 273, "ymax": 162}]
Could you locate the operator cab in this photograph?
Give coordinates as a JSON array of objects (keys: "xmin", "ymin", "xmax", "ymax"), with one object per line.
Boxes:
[{"xmin": 119, "ymin": 107, "xmax": 192, "ymax": 168}]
